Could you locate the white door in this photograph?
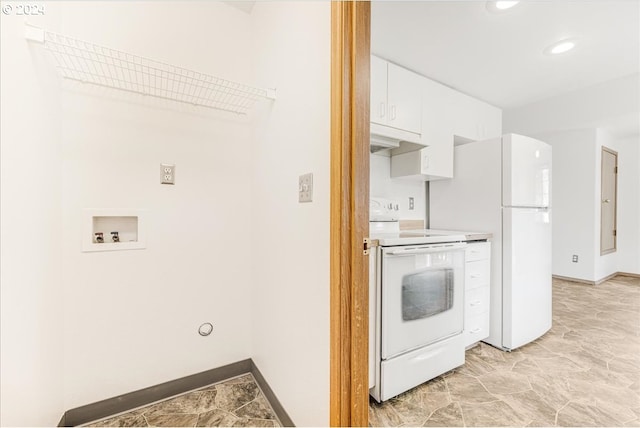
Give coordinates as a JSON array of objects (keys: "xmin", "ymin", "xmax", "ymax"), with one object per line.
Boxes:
[
  {"xmin": 600, "ymin": 147, "xmax": 618, "ymax": 255},
  {"xmin": 503, "ymin": 134, "xmax": 552, "ymax": 208},
  {"xmin": 381, "ymin": 244, "xmax": 465, "ymax": 359},
  {"xmin": 502, "ymin": 207, "xmax": 552, "ymax": 350}
]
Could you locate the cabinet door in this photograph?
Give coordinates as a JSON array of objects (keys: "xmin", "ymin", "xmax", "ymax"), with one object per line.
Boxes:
[
  {"xmin": 387, "ymin": 62, "xmax": 422, "ymax": 133},
  {"xmin": 450, "ymin": 90, "xmax": 478, "ymax": 141},
  {"xmin": 478, "ymin": 102, "xmax": 502, "ymax": 140},
  {"xmin": 370, "ymin": 56, "xmax": 388, "ymax": 126},
  {"xmin": 452, "ymin": 91, "xmax": 503, "ymax": 142},
  {"xmin": 420, "ymin": 142, "xmax": 453, "ymax": 179},
  {"xmin": 422, "ymin": 78, "xmax": 454, "ymax": 147}
]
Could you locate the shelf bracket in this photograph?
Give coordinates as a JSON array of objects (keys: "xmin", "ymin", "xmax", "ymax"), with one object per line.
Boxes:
[{"xmin": 25, "ymin": 23, "xmax": 45, "ymax": 43}]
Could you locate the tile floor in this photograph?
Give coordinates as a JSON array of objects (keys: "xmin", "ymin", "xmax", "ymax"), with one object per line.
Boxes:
[
  {"xmin": 370, "ymin": 275, "xmax": 640, "ymax": 427},
  {"xmin": 85, "ymin": 374, "xmax": 281, "ymax": 427},
  {"xmin": 84, "ymin": 275, "xmax": 639, "ymax": 427}
]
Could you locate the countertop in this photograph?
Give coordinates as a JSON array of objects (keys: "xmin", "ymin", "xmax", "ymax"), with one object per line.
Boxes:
[{"xmin": 372, "ymin": 229, "xmax": 493, "ymax": 247}]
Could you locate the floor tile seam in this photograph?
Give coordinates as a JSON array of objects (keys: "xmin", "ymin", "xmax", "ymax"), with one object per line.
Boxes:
[
  {"xmin": 554, "ymin": 399, "xmax": 575, "ymax": 426},
  {"xmin": 498, "ymin": 388, "xmax": 555, "ymax": 426},
  {"xmin": 415, "ymin": 398, "xmax": 449, "ymax": 428},
  {"xmin": 232, "ymin": 394, "xmax": 263, "ymax": 415},
  {"xmin": 384, "ymin": 402, "xmax": 403, "ymax": 426},
  {"xmin": 474, "ymin": 372, "xmax": 532, "ymax": 397},
  {"xmin": 243, "ymin": 373, "xmax": 282, "ymax": 426},
  {"xmin": 85, "ymin": 374, "xmax": 251, "ymax": 426},
  {"xmin": 593, "ymin": 399, "xmax": 637, "ymax": 425},
  {"xmin": 194, "ymin": 408, "xmax": 237, "ymax": 427},
  {"xmin": 106, "ymin": 375, "xmax": 260, "ymax": 426},
  {"xmin": 451, "ymin": 400, "xmax": 467, "ymax": 428},
  {"xmin": 142, "ymin": 412, "xmax": 151, "ymax": 427}
]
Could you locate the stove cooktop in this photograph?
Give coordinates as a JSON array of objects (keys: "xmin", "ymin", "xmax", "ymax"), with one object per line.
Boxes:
[{"xmin": 371, "ymin": 229, "xmax": 492, "ymax": 246}]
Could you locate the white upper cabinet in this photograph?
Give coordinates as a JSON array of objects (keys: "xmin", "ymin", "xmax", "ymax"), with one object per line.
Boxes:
[
  {"xmin": 387, "ymin": 63, "xmax": 422, "ymax": 134},
  {"xmin": 451, "ymin": 90, "xmax": 502, "ymax": 142},
  {"xmin": 370, "ymin": 56, "xmax": 422, "ymax": 135},
  {"xmin": 374, "ymin": 54, "xmax": 502, "ymax": 181},
  {"xmin": 392, "ymin": 75, "xmax": 502, "ymax": 181},
  {"xmin": 370, "ymin": 56, "xmax": 389, "ymax": 126}
]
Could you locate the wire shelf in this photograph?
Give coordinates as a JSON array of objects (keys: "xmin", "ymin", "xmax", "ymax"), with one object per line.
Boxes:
[{"xmin": 36, "ymin": 29, "xmax": 275, "ymax": 114}]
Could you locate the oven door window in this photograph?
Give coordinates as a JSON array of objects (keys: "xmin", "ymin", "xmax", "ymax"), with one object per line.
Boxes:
[
  {"xmin": 381, "ymin": 246, "xmax": 465, "ymax": 359},
  {"xmin": 402, "ymin": 268, "xmax": 454, "ymax": 321}
]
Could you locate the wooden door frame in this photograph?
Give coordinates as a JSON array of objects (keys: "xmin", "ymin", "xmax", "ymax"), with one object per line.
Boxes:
[{"xmin": 330, "ymin": 1, "xmax": 370, "ymax": 426}]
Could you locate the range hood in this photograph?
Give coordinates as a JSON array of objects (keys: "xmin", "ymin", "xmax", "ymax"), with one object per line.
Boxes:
[{"xmin": 370, "ymin": 122, "xmax": 425, "ymax": 154}]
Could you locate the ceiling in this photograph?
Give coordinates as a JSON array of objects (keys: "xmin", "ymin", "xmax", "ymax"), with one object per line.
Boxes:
[{"xmin": 371, "ymin": 1, "xmax": 640, "ymax": 110}]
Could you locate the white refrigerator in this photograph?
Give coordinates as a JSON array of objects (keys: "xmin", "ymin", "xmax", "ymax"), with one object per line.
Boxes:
[{"xmin": 430, "ymin": 134, "xmax": 552, "ymax": 351}]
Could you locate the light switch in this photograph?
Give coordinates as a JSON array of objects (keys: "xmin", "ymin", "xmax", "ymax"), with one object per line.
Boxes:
[{"xmin": 299, "ymin": 173, "xmax": 313, "ymax": 203}]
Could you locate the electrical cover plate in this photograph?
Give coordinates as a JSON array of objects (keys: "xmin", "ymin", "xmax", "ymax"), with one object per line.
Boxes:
[
  {"xmin": 161, "ymin": 163, "xmax": 175, "ymax": 185},
  {"xmin": 299, "ymin": 173, "xmax": 313, "ymax": 203}
]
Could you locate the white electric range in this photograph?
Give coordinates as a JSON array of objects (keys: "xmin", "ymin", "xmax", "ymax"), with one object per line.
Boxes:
[{"xmin": 368, "ymin": 198, "xmax": 488, "ymax": 402}]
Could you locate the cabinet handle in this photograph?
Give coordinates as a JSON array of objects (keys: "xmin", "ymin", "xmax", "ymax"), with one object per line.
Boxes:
[
  {"xmin": 470, "ymin": 328, "xmax": 482, "ymax": 334},
  {"xmin": 390, "ymin": 105, "xmax": 397, "ymax": 120},
  {"xmin": 380, "ymin": 102, "xmax": 386, "ymax": 118},
  {"xmin": 470, "ymin": 274, "xmax": 481, "ymax": 279},
  {"xmin": 470, "ymin": 300, "xmax": 482, "ymax": 306}
]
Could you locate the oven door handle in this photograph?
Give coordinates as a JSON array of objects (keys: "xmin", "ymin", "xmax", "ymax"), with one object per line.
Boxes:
[{"xmin": 386, "ymin": 243, "xmax": 467, "ymax": 256}]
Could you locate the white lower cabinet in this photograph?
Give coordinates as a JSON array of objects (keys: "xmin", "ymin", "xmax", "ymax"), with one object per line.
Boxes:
[{"xmin": 464, "ymin": 241, "xmax": 491, "ymax": 348}]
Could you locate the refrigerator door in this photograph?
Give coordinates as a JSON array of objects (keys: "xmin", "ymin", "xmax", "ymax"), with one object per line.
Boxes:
[
  {"xmin": 502, "ymin": 207, "xmax": 552, "ymax": 350},
  {"xmin": 503, "ymin": 134, "xmax": 552, "ymax": 208}
]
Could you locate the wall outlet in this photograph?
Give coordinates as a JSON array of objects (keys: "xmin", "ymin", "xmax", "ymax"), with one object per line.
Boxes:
[
  {"xmin": 409, "ymin": 197, "xmax": 415, "ymax": 210},
  {"xmin": 572, "ymin": 255, "xmax": 579, "ymax": 263},
  {"xmin": 299, "ymin": 173, "xmax": 313, "ymax": 203},
  {"xmin": 161, "ymin": 163, "xmax": 175, "ymax": 185}
]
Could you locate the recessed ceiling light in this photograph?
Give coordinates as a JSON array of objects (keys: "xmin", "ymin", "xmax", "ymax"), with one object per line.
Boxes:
[
  {"xmin": 495, "ymin": 1, "xmax": 520, "ymax": 10},
  {"xmin": 486, "ymin": 1, "xmax": 520, "ymax": 13},
  {"xmin": 544, "ymin": 39, "xmax": 577, "ymax": 55}
]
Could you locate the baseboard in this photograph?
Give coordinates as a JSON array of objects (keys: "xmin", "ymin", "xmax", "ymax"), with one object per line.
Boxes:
[
  {"xmin": 552, "ymin": 274, "xmax": 596, "ymax": 285},
  {"xmin": 596, "ymin": 272, "xmax": 623, "ymax": 285},
  {"xmin": 618, "ymin": 272, "xmax": 640, "ymax": 279},
  {"xmin": 553, "ymin": 271, "xmax": 640, "ymax": 286},
  {"xmin": 60, "ymin": 358, "xmax": 293, "ymax": 427},
  {"xmin": 250, "ymin": 360, "xmax": 294, "ymax": 427}
]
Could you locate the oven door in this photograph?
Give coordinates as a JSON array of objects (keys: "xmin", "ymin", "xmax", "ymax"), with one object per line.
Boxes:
[{"xmin": 381, "ymin": 243, "xmax": 465, "ymax": 359}]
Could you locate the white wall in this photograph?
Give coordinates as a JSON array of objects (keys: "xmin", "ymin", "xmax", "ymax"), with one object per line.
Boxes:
[
  {"xmin": 536, "ymin": 130, "xmax": 598, "ymax": 281},
  {"xmin": 595, "ymin": 130, "xmax": 640, "ymax": 279},
  {"xmin": 2, "ymin": 1, "xmax": 259, "ymax": 421},
  {"xmin": 533, "ymin": 128, "xmax": 639, "ymax": 282},
  {"xmin": 57, "ymin": 2, "xmax": 256, "ymax": 410},
  {"xmin": 0, "ymin": 10, "xmax": 65, "ymax": 427},
  {"xmin": 249, "ymin": 2, "xmax": 330, "ymax": 426},
  {"xmin": 505, "ymin": 74, "xmax": 640, "ymax": 281},
  {"xmin": 370, "ymin": 153, "xmax": 426, "ymax": 221},
  {"xmin": 2, "ymin": 3, "xmax": 333, "ymax": 425}
]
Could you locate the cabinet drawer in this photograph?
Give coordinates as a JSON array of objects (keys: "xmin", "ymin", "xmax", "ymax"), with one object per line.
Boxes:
[
  {"xmin": 465, "ymin": 260, "xmax": 490, "ymax": 290},
  {"xmin": 464, "ymin": 313, "xmax": 490, "ymax": 347},
  {"xmin": 465, "ymin": 286, "xmax": 489, "ymax": 317},
  {"xmin": 466, "ymin": 242, "xmax": 490, "ymax": 261},
  {"xmin": 380, "ymin": 334, "xmax": 464, "ymax": 401}
]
